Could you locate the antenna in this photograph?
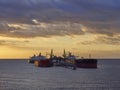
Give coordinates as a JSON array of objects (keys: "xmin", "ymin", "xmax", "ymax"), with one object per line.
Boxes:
[
  {"xmin": 63, "ymin": 49, "xmax": 66, "ymax": 58},
  {"xmin": 68, "ymin": 52, "xmax": 72, "ymax": 56},
  {"xmin": 34, "ymin": 54, "xmax": 36, "ymax": 57},
  {"xmin": 39, "ymin": 52, "xmax": 41, "ymax": 56},
  {"xmin": 89, "ymin": 54, "xmax": 91, "ymax": 59},
  {"xmin": 50, "ymin": 49, "xmax": 53, "ymax": 59}
]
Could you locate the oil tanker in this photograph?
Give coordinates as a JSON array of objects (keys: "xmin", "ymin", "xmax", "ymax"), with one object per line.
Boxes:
[
  {"xmin": 75, "ymin": 59, "xmax": 97, "ymax": 68},
  {"xmin": 63, "ymin": 50, "xmax": 97, "ymax": 68},
  {"xmin": 29, "ymin": 50, "xmax": 53, "ymax": 67}
]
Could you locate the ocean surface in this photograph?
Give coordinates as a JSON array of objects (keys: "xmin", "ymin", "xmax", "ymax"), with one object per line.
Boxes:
[{"xmin": 0, "ymin": 59, "xmax": 120, "ymax": 90}]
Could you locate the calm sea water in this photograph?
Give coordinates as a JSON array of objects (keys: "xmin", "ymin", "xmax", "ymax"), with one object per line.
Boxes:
[{"xmin": 0, "ymin": 59, "xmax": 120, "ymax": 90}]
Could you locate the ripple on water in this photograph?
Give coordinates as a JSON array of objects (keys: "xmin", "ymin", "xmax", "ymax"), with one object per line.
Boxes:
[{"xmin": 0, "ymin": 60, "xmax": 120, "ymax": 90}]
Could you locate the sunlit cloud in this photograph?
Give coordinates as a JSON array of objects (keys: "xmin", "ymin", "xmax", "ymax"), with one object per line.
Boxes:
[
  {"xmin": 0, "ymin": 37, "xmax": 30, "ymax": 48},
  {"xmin": 0, "ymin": 21, "xmax": 86, "ymax": 38},
  {"xmin": 0, "ymin": 0, "xmax": 120, "ymax": 58},
  {"xmin": 0, "ymin": 0, "xmax": 120, "ymax": 38},
  {"xmin": 32, "ymin": 19, "xmax": 39, "ymax": 24},
  {"xmin": 79, "ymin": 34, "xmax": 120, "ymax": 45}
]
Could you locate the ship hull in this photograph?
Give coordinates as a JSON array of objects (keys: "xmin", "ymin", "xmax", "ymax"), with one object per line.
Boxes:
[
  {"xmin": 28, "ymin": 59, "xmax": 35, "ymax": 63},
  {"xmin": 34, "ymin": 60, "xmax": 53, "ymax": 67},
  {"xmin": 75, "ymin": 59, "xmax": 97, "ymax": 68}
]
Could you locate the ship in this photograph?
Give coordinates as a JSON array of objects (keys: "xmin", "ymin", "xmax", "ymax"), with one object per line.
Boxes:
[
  {"xmin": 28, "ymin": 54, "xmax": 37, "ymax": 63},
  {"xmin": 28, "ymin": 49, "xmax": 97, "ymax": 68},
  {"xmin": 75, "ymin": 59, "xmax": 97, "ymax": 68},
  {"xmin": 28, "ymin": 53, "xmax": 47, "ymax": 64},
  {"xmin": 61, "ymin": 50, "xmax": 76, "ymax": 69},
  {"xmin": 29, "ymin": 50, "xmax": 53, "ymax": 67},
  {"xmin": 34, "ymin": 59, "xmax": 52, "ymax": 67},
  {"xmin": 63, "ymin": 50, "xmax": 97, "ymax": 68}
]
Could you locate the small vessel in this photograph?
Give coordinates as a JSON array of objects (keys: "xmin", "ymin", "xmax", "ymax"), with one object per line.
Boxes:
[{"xmin": 62, "ymin": 50, "xmax": 77, "ymax": 70}]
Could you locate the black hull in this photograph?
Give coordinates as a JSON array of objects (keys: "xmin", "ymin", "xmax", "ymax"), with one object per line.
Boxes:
[{"xmin": 75, "ymin": 59, "xmax": 97, "ymax": 68}]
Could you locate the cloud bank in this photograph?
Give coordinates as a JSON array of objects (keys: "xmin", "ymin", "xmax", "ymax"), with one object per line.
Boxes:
[{"xmin": 0, "ymin": 0, "xmax": 120, "ymax": 44}]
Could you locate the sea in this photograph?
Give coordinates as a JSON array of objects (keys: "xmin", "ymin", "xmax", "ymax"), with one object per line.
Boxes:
[{"xmin": 0, "ymin": 59, "xmax": 120, "ymax": 90}]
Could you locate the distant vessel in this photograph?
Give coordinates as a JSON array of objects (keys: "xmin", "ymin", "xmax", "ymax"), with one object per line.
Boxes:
[
  {"xmin": 28, "ymin": 53, "xmax": 47, "ymax": 64},
  {"xmin": 75, "ymin": 59, "xmax": 97, "ymax": 68},
  {"xmin": 28, "ymin": 50, "xmax": 53, "ymax": 67},
  {"xmin": 63, "ymin": 50, "xmax": 97, "ymax": 68},
  {"xmin": 28, "ymin": 54, "xmax": 37, "ymax": 63},
  {"xmin": 34, "ymin": 59, "xmax": 52, "ymax": 67},
  {"xmin": 28, "ymin": 49, "xmax": 97, "ymax": 68}
]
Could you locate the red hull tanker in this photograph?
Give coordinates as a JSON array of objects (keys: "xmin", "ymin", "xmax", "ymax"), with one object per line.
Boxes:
[
  {"xmin": 34, "ymin": 59, "xmax": 53, "ymax": 67},
  {"xmin": 31, "ymin": 50, "xmax": 54, "ymax": 67}
]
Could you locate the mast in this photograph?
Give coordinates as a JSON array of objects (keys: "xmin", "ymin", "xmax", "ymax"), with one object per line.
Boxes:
[
  {"xmin": 63, "ymin": 49, "xmax": 66, "ymax": 58},
  {"xmin": 39, "ymin": 52, "xmax": 41, "ymax": 56},
  {"xmin": 50, "ymin": 49, "xmax": 53, "ymax": 59},
  {"xmin": 89, "ymin": 54, "xmax": 91, "ymax": 59}
]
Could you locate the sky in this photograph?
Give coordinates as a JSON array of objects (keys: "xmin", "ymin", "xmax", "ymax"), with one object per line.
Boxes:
[{"xmin": 0, "ymin": 0, "xmax": 120, "ymax": 58}]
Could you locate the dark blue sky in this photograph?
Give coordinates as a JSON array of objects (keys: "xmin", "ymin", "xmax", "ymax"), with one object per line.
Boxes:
[{"xmin": 0, "ymin": 0, "xmax": 120, "ymax": 21}]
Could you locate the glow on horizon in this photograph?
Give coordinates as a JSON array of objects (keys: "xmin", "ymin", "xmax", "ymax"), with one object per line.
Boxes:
[
  {"xmin": 0, "ymin": 34, "xmax": 120, "ymax": 59},
  {"xmin": 0, "ymin": 0, "xmax": 120, "ymax": 58}
]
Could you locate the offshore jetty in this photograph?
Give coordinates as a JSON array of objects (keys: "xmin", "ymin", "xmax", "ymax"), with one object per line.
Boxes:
[{"xmin": 28, "ymin": 49, "xmax": 97, "ymax": 70}]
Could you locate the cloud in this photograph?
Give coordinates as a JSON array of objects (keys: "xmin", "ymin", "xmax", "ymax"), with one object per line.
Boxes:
[
  {"xmin": 0, "ymin": 0, "xmax": 120, "ymax": 22},
  {"xmin": 0, "ymin": 39, "xmax": 30, "ymax": 49},
  {"xmin": 0, "ymin": 0, "xmax": 120, "ymax": 43},
  {"xmin": 80, "ymin": 35, "xmax": 120, "ymax": 45},
  {"xmin": 0, "ymin": 40, "xmax": 6, "ymax": 45},
  {"xmin": 0, "ymin": 22, "xmax": 85, "ymax": 38}
]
